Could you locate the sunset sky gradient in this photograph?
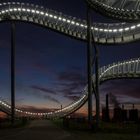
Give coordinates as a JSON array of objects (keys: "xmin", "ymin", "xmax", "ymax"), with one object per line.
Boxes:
[{"xmin": 0, "ymin": 0, "xmax": 140, "ymax": 115}]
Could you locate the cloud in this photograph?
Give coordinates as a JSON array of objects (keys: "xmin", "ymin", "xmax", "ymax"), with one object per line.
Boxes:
[
  {"xmin": 100, "ymin": 79, "xmax": 140, "ymax": 102},
  {"xmin": 29, "ymin": 86, "xmax": 60, "ymax": 104},
  {"xmin": 64, "ymin": 95, "xmax": 80, "ymax": 101},
  {"xmin": 41, "ymin": 94, "xmax": 60, "ymax": 104},
  {"xmin": 56, "ymin": 69, "xmax": 86, "ymax": 100},
  {"xmin": 15, "ymin": 97, "xmax": 25, "ymax": 103},
  {"xmin": 31, "ymin": 85, "xmax": 56, "ymax": 95},
  {"xmin": 58, "ymin": 71, "xmax": 86, "ymax": 83},
  {"xmin": 16, "ymin": 62, "xmax": 54, "ymax": 77},
  {"xmin": 32, "ymin": 63, "xmax": 55, "ymax": 76}
]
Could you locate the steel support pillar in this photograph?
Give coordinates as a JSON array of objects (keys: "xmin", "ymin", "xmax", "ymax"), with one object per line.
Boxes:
[
  {"xmin": 11, "ymin": 22, "xmax": 16, "ymax": 125},
  {"xmin": 95, "ymin": 45, "xmax": 100, "ymax": 129},
  {"xmin": 105, "ymin": 94, "xmax": 109, "ymax": 122},
  {"xmin": 87, "ymin": 5, "xmax": 93, "ymax": 128}
]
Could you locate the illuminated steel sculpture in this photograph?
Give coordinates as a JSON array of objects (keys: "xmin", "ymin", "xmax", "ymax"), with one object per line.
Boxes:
[
  {"xmin": 0, "ymin": 2, "xmax": 140, "ymax": 44},
  {"xmin": 0, "ymin": 1, "xmax": 140, "ymax": 121},
  {"xmin": 0, "ymin": 58, "xmax": 140, "ymax": 117}
]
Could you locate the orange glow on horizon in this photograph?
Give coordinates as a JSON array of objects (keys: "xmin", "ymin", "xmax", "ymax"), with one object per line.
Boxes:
[{"xmin": 0, "ymin": 112, "xmax": 7, "ymax": 118}]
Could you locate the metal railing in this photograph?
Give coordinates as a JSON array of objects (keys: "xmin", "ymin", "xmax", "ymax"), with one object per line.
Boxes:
[
  {"xmin": 87, "ymin": 0, "xmax": 140, "ymax": 21},
  {"xmin": 0, "ymin": 58, "xmax": 140, "ymax": 118},
  {"xmin": 0, "ymin": 2, "xmax": 140, "ymax": 44}
]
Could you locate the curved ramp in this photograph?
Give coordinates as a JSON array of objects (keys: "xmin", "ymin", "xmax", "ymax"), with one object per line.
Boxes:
[
  {"xmin": 87, "ymin": 0, "xmax": 140, "ymax": 21},
  {"xmin": 0, "ymin": 2, "xmax": 140, "ymax": 44},
  {"xmin": 0, "ymin": 58, "xmax": 140, "ymax": 118}
]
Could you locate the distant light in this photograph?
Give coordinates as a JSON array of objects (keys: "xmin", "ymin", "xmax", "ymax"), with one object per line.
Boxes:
[
  {"xmin": 137, "ymin": 24, "xmax": 140, "ymax": 27},
  {"xmin": 109, "ymin": 29, "xmax": 113, "ymax": 32},
  {"xmin": 18, "ymin": 8, "xmax": 21, "ymax": 11},
  {"xmin": 27, "ymin": 9, "xmax": 30, "ymax": 12},
  {"xmin": 104, "ymin": 29, "xmax": 108, "ymax": 32},
  {"xmin": 125, "ymin": 27, "xmax": 129, "ymax": 31},
  {"xmin": 113, "ymin": 29, "xmax": 117, "ymax": 32},
  {"xmin": 58, "ymin": 17, "xmax": 62, "ymax": 20},
  {"xmin": 67, "ymin": 20, "xmax": 70, "ymax": 23},
  {"xmin": 119, "ymin": 28, "xmax": 123, "ymax": 32},
  {"xmin": 54, "ymin": 16, "xmax": 57, "ymax": 19},
  {"xmin": 99, "ymin": 28, "xmax": 103, "ymax": 31},
  {"xmin": 31, "ymin": 10, "xmax": 35, "ymax": 13},
  {"xmin": 9, "ymin": 9, "xmax": 13, "ymax": 12},
  {"xmin": 62, "ymin": 18, "xmax": 66, "ymax": 22},
  {"xmin": 84, "ymin": 25, "xmax": 87, "ymax": 28},
  {"xmin": 1, "ymin": 10, "xmax": 5, "ymax": 13},
  {"xmin": 94, "ymin": 28, "xmax": 98, "ymax": 31},
  {"xmin": 22, "ymin": 8, "xmax": 26, "ymax": 11},
  {"xmin": 71, "ymin": 21, "xmax": 75, "ymax": 25},
  {"xmin": 14, "ymin": 8, "xmax": 18, "ymax": 11},
  {"xmin": 80, "ymin": 24, "xmax": 84, "ymax": 27},
  {"xmin": 40, "ymin": 12, "xmax": 44, "ymax": 15},
  {"xmin": 45, "ymin": 13, "xmax": 48, "ymax": 16},
  {"xmin": 49, "ymin": 14, "xmax": 53, "ymax": 17},
  {"xmin": 76, "ymin": 23, "xmax": 80, "ymax": 26},
  {"xmin": 36, "ymin": 10, "xmax": 39, "ymax": 14},
  {"xmin": 131, "ymin": 25, "xmax": 136, "ymax": 29}
]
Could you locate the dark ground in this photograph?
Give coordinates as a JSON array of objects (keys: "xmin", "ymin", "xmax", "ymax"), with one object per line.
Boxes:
[{"xmin": 0, "ymin": 120, "xmax": 140, "ymax": 140}]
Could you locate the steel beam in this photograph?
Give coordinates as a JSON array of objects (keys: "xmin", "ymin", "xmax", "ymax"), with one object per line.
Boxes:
[
  {"xmin": 11, "ymin": 22, "xmax": 16, "ymax": 125},
  {"xmin": 87, "ymin": 5, "xmax": 93, "ymax": 128},
  {"xmin": 95, "ymin": 44, "xmax": 100, "ymax": 129}
]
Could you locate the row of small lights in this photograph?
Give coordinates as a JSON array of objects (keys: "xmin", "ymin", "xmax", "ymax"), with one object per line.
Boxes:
[
  {"xmin": 54, "ymin": 94, "xmax": 87, "ymax": 114},
  {"xmin": 53, "ymin": 87, "xmax": 89, "ymax": 114},
  {"xmin": 0, "ymin": 96, "xmax": 86, "ymax": 116},
  {"xmin": 0, "ymin": 100, "xmax": 11, "ymax": 109},
  {"xmin": 24, "ymin": 58, "xmax": 140, "ymax": 115},
  {"xmin": 0, "ymin": 3, "xmax": 140, "ymax": 34},
  {"xmin": 1, "ymin": 0, "xmax": 136, "ymax": 12},
  {"xmin": 99, "ymin": 59, "xmax": 140, "ymax": 78},
  {"xmin": 0, "ymin": 93, "xmax": 87, "ymax": 116},
  {"xmin": 91, "ymin": 0, "xmax": 139, "ymax": 12},
  {"xmin": 0, "ymin": 95, "xmax": 86, "ymax": 116},
  {"xmin": 0, "ymin": 2, "xmax": 139, "ymax": 116},
  {"xmin": 1, "ymin": 59, "xmax": 139, "ymax": 115},
  {"xmin": 1, "ymin": 59, "xmax": 139, "ymax": 116},
  {"xmin": 0, "ymin": 100, "xmax": 49, "ymax": 116},
  {"xmin": 93, "ymin": 24, "xmax": 140, "ymax": 33},
  {"xmin": 0, "ymin": 5, "xmax": 87, "ymax": 28}
]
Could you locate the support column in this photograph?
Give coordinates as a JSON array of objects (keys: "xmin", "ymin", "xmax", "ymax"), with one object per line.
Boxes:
[
  {"xmin": 95, "ymin": 40, "xmax": 100, "ymax": 129},
  {"xmin": 105, "ymin": 94, "xmax": 109, "ymax": 122},
  {"xmin": 11, "ymin": 22, "xmax": 16, "ymax": 125},
  {"xmin": 87, "ymin": 5, "xmax": 93, "ymax": 128}
]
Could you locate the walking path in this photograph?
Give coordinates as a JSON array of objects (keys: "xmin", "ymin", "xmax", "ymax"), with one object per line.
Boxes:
[{"xmin": 0, "ymin": 120, "xmax": 74, "ymax": 140}]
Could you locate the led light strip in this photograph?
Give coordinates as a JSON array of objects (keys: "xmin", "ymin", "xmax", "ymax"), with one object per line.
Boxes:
[
  {"xmin": 0, "ymin": 4, "xmax": 140, "ymax": 34},
  {"xmin": 0, "ymin": 2, "xmax": 140, "ymax": 117},
  {"xmin": 0, "ymin": 58, "xmax": 139, "ymax": 117},
  {"xmin": 89, "ymin": 0, "xmax": 139, "ymax": 12}
]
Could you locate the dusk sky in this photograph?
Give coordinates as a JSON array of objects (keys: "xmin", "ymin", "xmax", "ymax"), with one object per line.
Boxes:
[{"xmin": 0, "ymin": 0, "xmax": 140, "ymax": 114}]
